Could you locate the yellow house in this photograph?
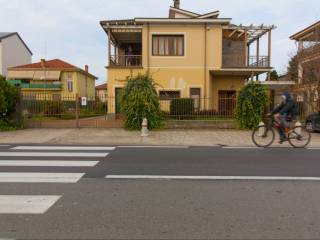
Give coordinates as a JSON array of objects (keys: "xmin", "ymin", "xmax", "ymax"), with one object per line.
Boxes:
[
  {"xmin": 6, "ymin": 59, "xmax": 97, "ymax": 100},
  {"xmin": 101, "ymin": 0, "xmax": 275, "ymax": 118}
]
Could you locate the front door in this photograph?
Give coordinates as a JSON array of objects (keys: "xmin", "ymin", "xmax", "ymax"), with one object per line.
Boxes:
[{"xmin": 218, "ymin": 90, "xmax": 237, "ymax": 116}]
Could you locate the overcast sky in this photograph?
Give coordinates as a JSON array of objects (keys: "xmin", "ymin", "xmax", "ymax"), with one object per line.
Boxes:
[{"xmin": 0, "ymin": 0, "xmax": 319, "ymax": 84}]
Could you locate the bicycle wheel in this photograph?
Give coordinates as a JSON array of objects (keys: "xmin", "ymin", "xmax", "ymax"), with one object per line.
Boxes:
[
  {"xmin": 288, "ymin": 126, "xmax": 311, "ymax": 148},
  {"xmin": 252, "ymin": 126, "xmax": 275, "ymax": 148}
]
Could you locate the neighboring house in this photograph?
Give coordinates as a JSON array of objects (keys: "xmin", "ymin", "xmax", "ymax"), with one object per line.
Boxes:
[
  {"xmin": 290, "ymin": 21, "xmax": 320, "ymax": 85},
  {"xmin": 101, "ymin": 0, "xmax": 275, "ymax": 118},
  {"xmin": 6, "ymin": 59, "xmax": 97, "ymax": 100},
  {"xmin": 95, "ymin": 83, "xmax": 108, "ymax": 102},
  {"xmin": 0, "ymin": 32, "xmax": 32, "ymax": 77},
  {"xmin": 289, "ymin": 21, "xmax": 320, "ymax": 112}
]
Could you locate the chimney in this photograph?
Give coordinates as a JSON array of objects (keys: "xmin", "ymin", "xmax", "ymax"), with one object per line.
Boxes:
[
  {"xmin": 40, "ymin": 59, "xmax": 46, "ymax": 68},
  {"xmin": 174, "ymin": 0, "xmax": 180, "ymax": 9},
  {"xmin": 85, "ymin": 65, "xmax": 89, "ymax": 73}
]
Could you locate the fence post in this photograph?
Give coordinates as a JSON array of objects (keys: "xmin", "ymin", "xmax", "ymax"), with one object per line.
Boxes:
[{"xmin": 76, "ymin": 94, "xmax": 79, "ymax": 128}]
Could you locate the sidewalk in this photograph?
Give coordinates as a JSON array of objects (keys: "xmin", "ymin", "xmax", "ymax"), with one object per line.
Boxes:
[{"xmin": 0, "ymin": 128, "xmax": 320, "ymax": 147}]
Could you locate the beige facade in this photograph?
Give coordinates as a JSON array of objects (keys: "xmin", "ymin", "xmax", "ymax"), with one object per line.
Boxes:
[{"xmin": 101, "ymin": 1, "xmax": 274, "ymax": 117}]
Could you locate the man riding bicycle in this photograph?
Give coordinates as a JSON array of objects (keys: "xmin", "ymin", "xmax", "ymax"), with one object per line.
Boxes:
[{"xmin": 270, "ymin": 92, "xmax": 297, "ymax": 144}]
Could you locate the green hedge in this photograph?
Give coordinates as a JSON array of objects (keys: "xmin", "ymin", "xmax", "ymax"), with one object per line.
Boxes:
[{"xmin": 170, "ymin": 98, "xmax": 195, "ymax": 119}]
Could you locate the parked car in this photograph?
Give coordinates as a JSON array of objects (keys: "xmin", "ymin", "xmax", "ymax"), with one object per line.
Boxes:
[{"xmin": 306, "ymin": 112, "xmax": 320, "ymax": 132}]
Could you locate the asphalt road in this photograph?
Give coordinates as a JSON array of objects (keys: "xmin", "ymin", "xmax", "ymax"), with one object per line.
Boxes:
[{"xmin": 1, "ymin": 144, "xmax": 320, "ymax": 239}]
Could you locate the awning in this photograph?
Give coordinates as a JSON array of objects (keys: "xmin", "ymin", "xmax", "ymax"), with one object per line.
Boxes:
[
  {"xmin": 33, "ymin": 71, "xmax": 61, "ymax": 80},
  {"xmin": 7, "ymin": 71, "xmax": 35, "ymax": 79}
]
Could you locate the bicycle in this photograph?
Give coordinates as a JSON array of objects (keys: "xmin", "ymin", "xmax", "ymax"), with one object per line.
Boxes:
[{"xmin": 252, "ymin": 115, "xmax": 312, "ymax": 148}]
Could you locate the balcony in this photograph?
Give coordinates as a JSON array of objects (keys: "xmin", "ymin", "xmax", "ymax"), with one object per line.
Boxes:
[
  {"xmin": 222, "ymin": 55, "xmax": 269, "ymax": 68},
  {"xmin": 248, "ymin": 56, "xmax": 269, "ymax": 68},
  {"xmin": 110, "ymin": 55, "xmax": 142, "ymax": 68},
  {"xmin": 7, "ymin": 80, "xmax": 62, "ymax": 90}
]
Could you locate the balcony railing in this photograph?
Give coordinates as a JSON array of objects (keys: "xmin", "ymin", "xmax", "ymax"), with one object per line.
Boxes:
[
  {"xmin": 248, "ymin": 56, "xmax": 269, "ymax": 68},
  {"xmin": 110, "ymin": 55, "xmax": 142, "ymax": 67},
  {"xmin": 7, "ymin": 80, "xmax": 62, "ymax": 89}
]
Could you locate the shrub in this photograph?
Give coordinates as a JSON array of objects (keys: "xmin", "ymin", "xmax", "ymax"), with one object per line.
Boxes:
[
  {"xmin": 236, "ymin": 82, "xmax": 269, "ymax": 129},
  {"xmin": 0, "ymin": 75, "xmax": 20, "ymax": 129},
  {"xmin": 121, "ymin": 73, "xmax": 163, "ymax": 130},
  {"xmin": 170, "ymin": 98, "xmax": 195, "ymax": 119}
]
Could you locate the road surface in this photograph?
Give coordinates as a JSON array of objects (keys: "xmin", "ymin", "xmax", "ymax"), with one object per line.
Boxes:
[{"xmin": 0, "ymin": 144, "xmax": 320, "ymax": 239}]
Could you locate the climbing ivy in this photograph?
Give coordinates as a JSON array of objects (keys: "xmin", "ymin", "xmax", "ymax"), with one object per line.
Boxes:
[{"xmin": 236, "ymin": 82, "xmax": 269, "ymax": 129}]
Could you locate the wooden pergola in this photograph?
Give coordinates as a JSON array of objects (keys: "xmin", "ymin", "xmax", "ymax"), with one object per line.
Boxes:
[{"xmin": 223, "ymin": 24, "xmax": 276, "ymax": 80}]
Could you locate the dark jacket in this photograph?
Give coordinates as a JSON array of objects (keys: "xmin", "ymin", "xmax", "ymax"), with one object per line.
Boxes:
[{"xmin": 272, "ymin": 93, "xmax": 297, "ymax": 116}]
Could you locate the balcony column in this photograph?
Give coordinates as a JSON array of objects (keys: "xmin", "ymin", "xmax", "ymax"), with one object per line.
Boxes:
[
  {"xmin": 256, "ymin": 38, "xmax": 260, "ymax": 80},
  {"xmin": 108, "ymin": 28, "xmax": 111, "ymax": 66},
  {"xmin": 267, "ymin": 30, "xmax": 272, "ymax": 81}
]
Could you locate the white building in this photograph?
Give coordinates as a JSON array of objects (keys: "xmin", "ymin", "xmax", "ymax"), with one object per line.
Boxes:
[{"xmin": 0, "ymin": 32, "xmax": 32, "ymax": 77}]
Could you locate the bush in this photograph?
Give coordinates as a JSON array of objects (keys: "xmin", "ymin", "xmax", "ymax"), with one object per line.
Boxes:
[
  {"xmin": 170, "ymin": 98, "xmax": 195, "ymax": 119},
  {"xmin": 0, "ymin": 75, "xmax": 20, "ymax": 129},
  {"xmin": 236, "ymin": 82, "xmax": 269, "ymax": 129},
  {"xmin": 121, "ymin": 73, "xmax": 163, "ymax": 130}
]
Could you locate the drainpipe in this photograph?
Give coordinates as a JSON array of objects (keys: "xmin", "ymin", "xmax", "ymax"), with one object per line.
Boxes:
[
  {"xmin": 204, "ymin": 24, "xmax": 207, "ymax": 108},
  {"xmin": 85, "ymin": 65, "xmax": 88, "ymax": 98}
]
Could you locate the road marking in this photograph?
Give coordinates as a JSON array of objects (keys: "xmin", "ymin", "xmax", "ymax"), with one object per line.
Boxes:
[
  {"xmin": 105, "ymin": 175, "xmax": 320, "ymax": 181},
  {"xmin": 12, "ymin": 146, "xmax": 115, "ymax": 151},
  {"xmin": 0, "ymin": 152, "xmax": 109, "ymax": 157},
  {"xmin": 118, "ymin": 145, "xmax": 189, "ymax": 149},
  {"xmin": 0, "ymin": 195, "xmax": 61, "ymax": 214},
  {"xmin": 0, "ymin": 173, "xmax": 85, "ymax": 183},
  {"xmin": 0, "ymin": 145, "xmax": 10, "ymax": 147},
  {"xmin": 0, "ymin": 160, "xmax": 99, "ymax": 167},
  {"xmin": 308, "ymin": 147, "xmax": 320, "ymax": 150}
]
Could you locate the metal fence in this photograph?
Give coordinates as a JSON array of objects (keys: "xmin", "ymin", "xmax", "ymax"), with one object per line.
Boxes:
[
  {"xmin": 159, "ymin": 97, "xmax": 237, "ymax": 120},
  {"xmin": 21, "ymin": 93, "xmax": 108, "ymax": 120}
]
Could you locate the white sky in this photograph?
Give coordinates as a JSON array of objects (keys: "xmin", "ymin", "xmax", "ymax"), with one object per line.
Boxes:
[{"xmin": 0, "ymin": 0, "xmax": 319, "ymax": 84}]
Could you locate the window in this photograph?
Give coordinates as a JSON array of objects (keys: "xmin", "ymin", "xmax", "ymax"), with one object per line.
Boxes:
[
  {"xmin": 152, "ymin": 35, "xmax": 184, "ymax": 56},
  {"xmin": 190, "ymin": 88, "xmax": 201, "ymax": 109},
  {"xmin": 67, "ymin": 73, "xmax": 73, "ymax": 92},
  {"xmin": 159, "ymin": 91, "xmax": 180, "ymax": 100}
]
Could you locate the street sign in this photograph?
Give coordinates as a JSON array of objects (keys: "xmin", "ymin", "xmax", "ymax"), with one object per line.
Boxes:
[{"xmin": 81, "ymin": 97, "xmax": 87, "ymax": 106}]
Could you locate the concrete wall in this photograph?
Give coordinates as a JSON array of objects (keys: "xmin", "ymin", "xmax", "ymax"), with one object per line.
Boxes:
[{"xmin": 0, "ymin": 34, "xmax": 32, "ymax": 76}]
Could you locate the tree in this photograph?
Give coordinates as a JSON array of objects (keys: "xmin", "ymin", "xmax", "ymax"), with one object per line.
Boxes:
[
  {"xmin": 121, "ymin": 73, "xmax": 163, "ymax": 130},
  {"xmin": 0, "ymin": 75, "xmax": 20, "ymax": 130},
  {"xmin": 236, "ymin": 82, "xmax": 269, "ymax": 129},
  {"xmin": 287, "ymin": 54, "xmax": 299, "ymax": 82},
  {"xmin": 270, "ymin": 70, "xmax": 279, "ymax": 81}
]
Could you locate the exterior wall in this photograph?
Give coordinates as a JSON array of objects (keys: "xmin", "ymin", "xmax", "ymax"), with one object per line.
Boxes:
[
  {"xmin": 0, "ymin": 43, "xmax": 2, "ymax": 76},
  {"xmin": 96, "ymin": 89, "xmax": 108, "ymax": 102},
  {"xmin": 210, "ymin": 75, "xmax": 245, "ymax": 110},
  {"xmin": 106, "ymin": 23, "xmax": 248, "ymax": 115},
  {"xmin": 1, "ymin": 35, "xmax": 32, "ymax": 76},
  {"xmin": 59, "ymin": 71, "xmax": 95, "ymax": 99},
  {"xmin": 75, "ymin": 72, "xmax": 96, "ymax": 99}
]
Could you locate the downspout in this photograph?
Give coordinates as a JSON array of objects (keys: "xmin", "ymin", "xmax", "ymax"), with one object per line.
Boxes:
[
  {"xmin": 147, "ymin": 23, "xmax": 150, "ymax": 73},
  {"xmin": 204, "ymin": 23, "xmax": 207, "ymax": 108}
]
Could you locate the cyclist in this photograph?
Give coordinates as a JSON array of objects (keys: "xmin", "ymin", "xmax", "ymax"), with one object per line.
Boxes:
[{"xmin": 270, "ymin": 92, "xmax": 297, "ymax": 144}]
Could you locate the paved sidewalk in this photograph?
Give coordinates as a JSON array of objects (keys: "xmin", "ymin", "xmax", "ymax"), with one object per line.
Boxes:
[{"xmin": 0, "ymin": 128, "xmax": 319, "ymax": 147}]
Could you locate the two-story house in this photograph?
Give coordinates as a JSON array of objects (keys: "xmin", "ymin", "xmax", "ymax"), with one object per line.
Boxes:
[
  {"xmin": 0, "ymin": 32, "xmax": 32, "ymax": 77},
  {"xmin": 101, "ymin": 0, "xmax": 275, "ymax": 119},
  {"xmin": 6, "ymin": 59, "xmax": 97, "ymax": 100}
]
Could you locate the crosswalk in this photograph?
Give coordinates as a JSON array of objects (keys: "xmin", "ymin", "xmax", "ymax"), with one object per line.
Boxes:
[{"xmin": 0, "ymin": 145, "xmax": 114, "ymax": 214}]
